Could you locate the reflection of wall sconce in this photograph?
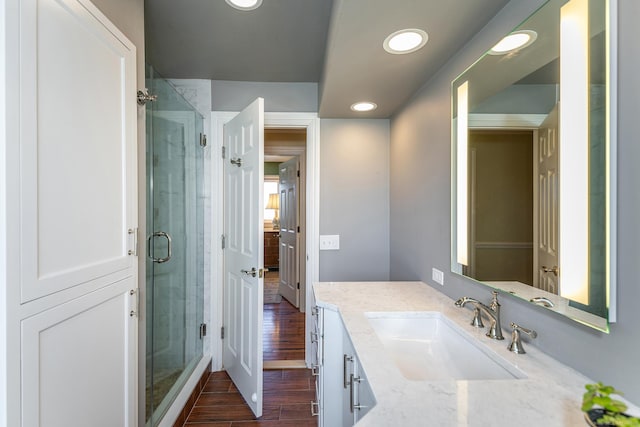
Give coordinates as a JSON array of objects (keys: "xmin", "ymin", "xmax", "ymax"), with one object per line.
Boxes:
[
  {"xmin": 266, "ymin": 193, "xmax": 280, "ymax": 230},
  {"xmin": 456, "ymin": 81, "xmax": 469, "ymax": 266},
  {"xmin": 559, "ymin": 0, "xmax": 589, "ymax": 304}
]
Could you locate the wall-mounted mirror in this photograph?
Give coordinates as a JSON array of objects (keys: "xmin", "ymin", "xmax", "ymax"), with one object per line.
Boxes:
[{"xmin": 451, "ymin": 0, "xmax": 616, "ymax": 332}]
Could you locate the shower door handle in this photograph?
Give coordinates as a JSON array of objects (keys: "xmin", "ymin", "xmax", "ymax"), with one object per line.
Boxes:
[{"xmin": 148, "ymin": 231, "xmax": 172, "ymax": 263}]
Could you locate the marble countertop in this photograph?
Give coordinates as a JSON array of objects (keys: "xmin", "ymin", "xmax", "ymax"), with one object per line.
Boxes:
[{"xmin": 313, "ymin": 281, "xmax": 639, "ymax": 427}]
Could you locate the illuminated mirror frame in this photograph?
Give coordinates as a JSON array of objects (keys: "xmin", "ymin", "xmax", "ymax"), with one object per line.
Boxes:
[{"xmin": 451, "ymin": 0, "xmax": 617, "ymax": 331}]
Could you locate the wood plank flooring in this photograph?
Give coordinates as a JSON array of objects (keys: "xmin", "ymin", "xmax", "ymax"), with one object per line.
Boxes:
[
  {"xmin": 182, "ymin": 370, "xmax": 316, "ymax": 426},
  {"xmin": 263, "ymin": 299, "xmax": 305, "ymax": 361},
  {"xmin": 179, "ymin": 281, "xmax": 312, "ymax": 426}
]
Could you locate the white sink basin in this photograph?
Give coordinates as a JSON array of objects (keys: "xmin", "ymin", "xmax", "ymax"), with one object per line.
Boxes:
[{"xmin": 366, "ymin": 312, "xmax": 526, "ymax": 381}]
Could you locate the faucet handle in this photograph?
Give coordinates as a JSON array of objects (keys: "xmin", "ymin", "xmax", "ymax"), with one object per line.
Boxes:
[
  {"xmin": 470, "ymin": 307, "xmax": 484, "ymax": 328},
  {"xmin": 490, "ymin": 290, "xmax": 501, "ymax": 309},
  {"xmin": 507, "ymin": 322, "xmax": 537, "ymax": 354}
]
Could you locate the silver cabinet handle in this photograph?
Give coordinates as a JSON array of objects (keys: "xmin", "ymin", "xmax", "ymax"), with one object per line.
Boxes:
[
  {"xmin": 310, "ymin": 401, "xmax": 320, "ymax": 417},
  {"xmin": 147, "ymin": 231, "xmax": 172, "ymax": 263},
  {"xmin": 343, "ymin": 354, "xmax": 354, "ymax": 389},
  {"xmin": 311, "ymin": 363, "xmax": 320, "ymax": 376},
  {"xmin": 128, "ymin": 228, "xmax": 138, "ymax": 256},
  {"xmin": 349, "ymin": 374, "xmax": 366, "ymax": 412},
  {"xmin": 349, "ymin": 374, "xmax": 358, "ymax": 413}
]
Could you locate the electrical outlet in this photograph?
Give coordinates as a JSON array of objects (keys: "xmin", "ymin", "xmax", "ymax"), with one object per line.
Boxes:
[
  {"xmin": 432, "ymin": 268, "xmax": 444, "ymax": 285},
  {"xmin": 319, "ymin": 235, "xmax": 340, "ymax": 250}
]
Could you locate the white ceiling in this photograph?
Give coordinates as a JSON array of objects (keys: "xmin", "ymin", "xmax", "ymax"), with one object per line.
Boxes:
[{"xmin": 145, "ymin": 0, "xmax": 511, "ymax": 118}]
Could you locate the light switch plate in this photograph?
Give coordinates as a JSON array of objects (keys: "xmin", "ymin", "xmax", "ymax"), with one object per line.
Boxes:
[
  {"xmin": 432, "ymin": 268, "xmax": 444, "ymax": 285},
  {"xmin": 319, "ymin": 235, "xmax": 340, "ymax": 250}
]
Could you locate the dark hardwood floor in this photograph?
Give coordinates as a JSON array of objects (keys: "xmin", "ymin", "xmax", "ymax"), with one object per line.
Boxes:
[
  {"xmin": 178, "ymin": 274, "xmax": 311, "ymax": 426},
  {"xmin": 182, "ymin": 370, "xmax": 316, "ymax": 426},
  {"xmin": 263, "ymin": 299, "xmax": 306, "ymax": 361}
]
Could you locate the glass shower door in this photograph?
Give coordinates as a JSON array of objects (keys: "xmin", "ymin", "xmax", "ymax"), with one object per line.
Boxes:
[{"xmin": 145, "ymin": 66, "xmax": 205, "ymax": 425}]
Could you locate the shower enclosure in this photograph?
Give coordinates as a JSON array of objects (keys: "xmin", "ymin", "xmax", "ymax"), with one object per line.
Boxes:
[{"xmin": 145, "ymin": 66, "xmax": 205, "ymax": 425}]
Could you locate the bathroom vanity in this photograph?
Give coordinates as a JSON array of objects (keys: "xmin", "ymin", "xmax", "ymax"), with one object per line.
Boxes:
[{"xmin": 312, "ymin": 281, "xmax": 639, "ymax": 426}]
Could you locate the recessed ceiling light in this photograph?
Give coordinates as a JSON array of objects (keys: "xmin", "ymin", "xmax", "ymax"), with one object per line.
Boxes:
[
  {"xmin": 225, "ymin": 0, "xmax": 263, "ymax": 11},
  {"xmin": 383, "ymin": 29, "xmax": 429, "ymax": 54},
  {"xmin": 489, "ymin": 30, "xmax": 537, "ymax": 55},
  {"xmin": 350, "ymin": 102, "xmax": 378, "ymax": 112}
]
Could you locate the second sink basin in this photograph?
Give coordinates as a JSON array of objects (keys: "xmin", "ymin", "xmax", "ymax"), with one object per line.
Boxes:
[{"xmin": 366, "ymin": 312, "xmax": 526, "ymax": 381}]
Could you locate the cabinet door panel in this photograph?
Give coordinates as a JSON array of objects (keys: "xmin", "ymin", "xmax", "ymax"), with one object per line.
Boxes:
[
  {"xmin": 21, "ymin": 278, "xmax": 137, "ymax": 426},
  {"xmin": 19, "ymin": 0, "xmax": 137, "ymax": 302}
]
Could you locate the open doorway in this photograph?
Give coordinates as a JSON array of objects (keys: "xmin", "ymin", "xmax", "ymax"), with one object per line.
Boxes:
[
  {"xmin": 211, "ymin": 110, "xmax": 320, "ymax": 417},
  {"xmin": 263, "ymin": 128, "xmax": 307, "ymax": 368}
]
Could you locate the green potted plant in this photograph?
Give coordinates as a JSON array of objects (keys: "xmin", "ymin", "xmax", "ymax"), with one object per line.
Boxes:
[{"xmin": 582, "ymin": 382, "xmax": 640, "ymax": 427}]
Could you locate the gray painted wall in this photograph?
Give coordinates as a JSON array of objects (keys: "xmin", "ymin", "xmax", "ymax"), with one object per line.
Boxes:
[
  {"xmin": 211, "ymin": 80, "xmax": 317, "ymax": 112},
  {"xmin": 320, "ymin": 119, "xmax": 390, "ymax": 281},
  {"xmin": 210, "ymin": 85, "xmax": 391, "ymax": 282},
  {"xmin": 390, "ymin": 0, "xmax": 640, "ymax": 405}
]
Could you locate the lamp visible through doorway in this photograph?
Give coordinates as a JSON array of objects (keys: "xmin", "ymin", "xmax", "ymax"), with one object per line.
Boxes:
[{"xmin": 266, "ymin": 193, "xmax": 280, "ymax": 230}]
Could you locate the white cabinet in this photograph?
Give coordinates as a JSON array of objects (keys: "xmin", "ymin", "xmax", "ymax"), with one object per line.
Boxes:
[
  {"xmin": 321, "ymin": 306, "xmax": 347, "ymax": 426},
  {"xmin": 310, "ymin": 294, "xmax": 323, "ymax": 424},
  {"xmin": 1, "ymin": 0, "xmax": 139, "ymax": 425},
  {"xmin": 318, "ymin": 307, "xmax": 376, "ymax": 426}
]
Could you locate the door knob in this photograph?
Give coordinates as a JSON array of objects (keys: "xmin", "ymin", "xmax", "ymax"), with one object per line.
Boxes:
[
  {"xmin": 541, "ymin": 265, "xmax": 559, "ymax": 276},
  {"xmin": 241, "ymin": 267, "xmax": 264, "ymax": 278},
  {"xmin": 241, "ymin": 267, "xmax": 257, "ymax": 277}
]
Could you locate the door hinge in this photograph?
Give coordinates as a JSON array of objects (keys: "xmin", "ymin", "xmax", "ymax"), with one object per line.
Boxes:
[
  {"xmin": 137, "ymin": 89, "xmax": 157, "ymax": 106},
  {"xmin": 297, "ymin": 226, "xmax": 300, "ymax": 233},
  {"xmin": 200, "ymin": 133, "xmax": 207, "ymax": 148},
  {"xmin": 297, "ymin": 282, "xmax": 300, "ymax": 290},
  {"xmin": 221, "ymin": 326, "xmax": 225, "ymax": 339},
  {"xmin": 127, "ymin": 228, "xmax": 138, "ymax": 256},
  {"xmin": 221, "ymin": 234, "xmax": 226, "ymax": 249},
  {"xmin": 222, "ymin": 146, "xmax": 226, "ymax": 159},
  {"xmin": 297, "ymin": 170, "xmax": 300, "ymax": 177},
  {"xmin": 199, "ymin": 323, "xmax": 207, "ymax": 339}
]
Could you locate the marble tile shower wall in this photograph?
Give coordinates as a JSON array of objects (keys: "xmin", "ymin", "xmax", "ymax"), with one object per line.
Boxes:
[
  {"xmin": 152, "ymin": 115, "xmax": 194, "ymax": 372},
  {"xmin": 169, "ymin": 79, "xmax": 213, "ymax": 357}
]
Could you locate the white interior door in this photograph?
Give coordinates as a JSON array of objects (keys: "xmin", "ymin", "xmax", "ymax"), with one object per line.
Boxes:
[
  {"xmin": 278, "ymin": 157, "xmax": 300, "ymax": 307},
  {"xmin": 223, "ymin": 98, "xmax": 264, "ymax": 417},
  {"xmin": 7, "ymin": 0, "xmax": 139, "ymax": 425},
  {"xmin": 537, "ymin": 106, "xmax": 559, "ymax": 293}
]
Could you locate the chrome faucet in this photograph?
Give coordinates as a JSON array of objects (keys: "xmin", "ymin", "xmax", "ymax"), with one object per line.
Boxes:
[{"xmin": 454, "ymin": 291, "xmax": 504, "ymax": 340}]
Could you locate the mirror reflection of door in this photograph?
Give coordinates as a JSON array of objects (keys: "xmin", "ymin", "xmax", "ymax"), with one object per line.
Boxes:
[
  {"xmin": 536, "ymin": 106, "xmax": 559, "ymax": 294},
  {"xmin": 468, "ymin": 129, "xmax": 534, "ymax": 286}
]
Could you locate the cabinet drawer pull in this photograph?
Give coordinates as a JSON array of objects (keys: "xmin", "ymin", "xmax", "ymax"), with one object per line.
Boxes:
[
  {"xmin": 350, "ymin": 374, "xmax": 364, "ymax": 413},
  {"xmin": 343, "ymin": 354, "xmax": 354, "ymax": 388},
  {"xmin": 310, "ymin": 401, "xmax": 320, "ymax": 417}
]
